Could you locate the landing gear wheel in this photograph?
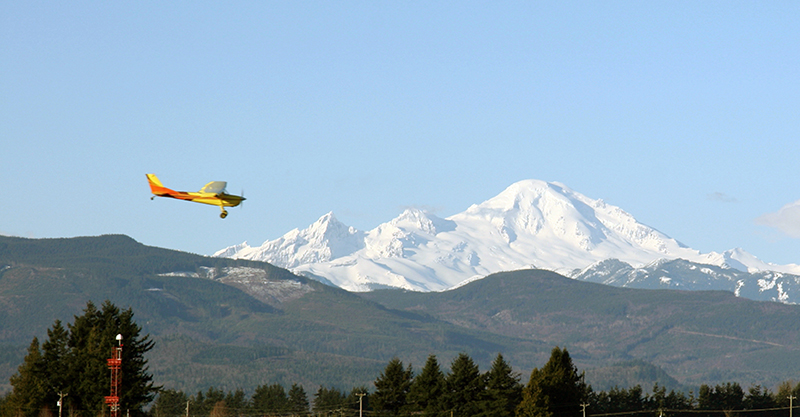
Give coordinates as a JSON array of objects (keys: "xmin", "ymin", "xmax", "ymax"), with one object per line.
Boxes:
[{"xmin": 220, "ymin": 210, "xmax": 228, "ymax": 219}]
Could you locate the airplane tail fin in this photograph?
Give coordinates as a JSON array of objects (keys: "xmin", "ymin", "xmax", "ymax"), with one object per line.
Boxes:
[{"xmin": 146, "ymin": 174, "xmax": 174, "ymax": 195}]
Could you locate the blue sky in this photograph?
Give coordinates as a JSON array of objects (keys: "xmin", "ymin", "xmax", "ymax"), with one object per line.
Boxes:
[{"xmin": 3, "ymin": 1, "xmax": 800, "ymax": 265}]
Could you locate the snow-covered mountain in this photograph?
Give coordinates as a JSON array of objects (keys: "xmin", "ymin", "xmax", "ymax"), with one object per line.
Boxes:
[
  {"xmin": 214, "ymin": 180, "xmax": 800, "ymax": 297},
  {"xmin": 571, "ymin": 258, "xmax": 800, "ymax": 303}
]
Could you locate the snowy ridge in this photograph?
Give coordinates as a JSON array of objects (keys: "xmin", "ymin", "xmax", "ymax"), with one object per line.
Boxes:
[
  {"xmin": 214, "ymin": 180, "xmax": 800, "ymax": 296},
  {"xmin": 227, "ymin": 212, "xmax": 365, "ymax": 268},
  {"xmin": 571, "ymin": 258, "xmax": 800, "ymax": 304}
]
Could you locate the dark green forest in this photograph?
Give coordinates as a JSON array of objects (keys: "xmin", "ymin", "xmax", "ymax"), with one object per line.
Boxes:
[{"xmin": 2, "ymin": 302, "xmax": 800, "ymax": 417}]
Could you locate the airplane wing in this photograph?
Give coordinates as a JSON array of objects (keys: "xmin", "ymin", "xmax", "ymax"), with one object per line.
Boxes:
[{"xmin": 200, "ymin": 181, "xmax": 227, "ymax": 194}]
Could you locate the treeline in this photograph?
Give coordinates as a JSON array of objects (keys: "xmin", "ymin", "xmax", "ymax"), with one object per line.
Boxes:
[
  {"xmin": 150, "ymin": 384, "xmax": 369, "ymax": 417},
  {"xmin": 5, "ymin": 300, "xmax": 800, "ymax": 417},
  {"xmin": 146, "ymin": 348, "xmax": 800, "ymax": 417}
]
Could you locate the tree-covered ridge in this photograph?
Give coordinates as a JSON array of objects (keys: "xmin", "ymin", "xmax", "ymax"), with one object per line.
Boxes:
[
  {"xmin": 145, "ymin": 352, "xmax": 800, "ymax": 417},
  {"xmin": 0, "ymin": 234, "xmax": 296, "ymax": 278},
  {"xmin": 5, "ymin": 234, "xmax": 800, "ymax": 394},
  {"xmin": 362, "ymin": 269, "xmax": 800, "ymax": 388},
  {"xmin": 5, "ymin": 306, "xmax": 800, "ymax": 417},
  {"xmin": 0, "ymin": 235, "xmax": 540, "ymax": 394}
]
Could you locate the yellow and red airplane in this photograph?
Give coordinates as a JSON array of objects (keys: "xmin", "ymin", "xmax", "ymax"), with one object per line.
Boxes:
[{"xmin": 146, "ymin": 174, "xmax": 245, "ymax": 218}]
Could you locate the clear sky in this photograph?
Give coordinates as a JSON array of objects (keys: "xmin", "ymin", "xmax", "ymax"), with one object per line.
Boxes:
[{"xmin": 3, "ymin": 1, "xmax": 800, "ymax": 266}]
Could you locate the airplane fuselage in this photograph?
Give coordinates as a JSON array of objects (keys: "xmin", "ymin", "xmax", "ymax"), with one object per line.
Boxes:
[
  {"xmin": 152, "ymin": 190, "xmax": 244, "ymax": 208},
  {"xmin": 147, "ymin": 174, "xmax": 245, "ymax": 218}
]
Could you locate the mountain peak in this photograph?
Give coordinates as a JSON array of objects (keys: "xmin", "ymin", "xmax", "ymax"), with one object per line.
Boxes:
[
  {"xmin": 215, "ymin": 212, "xmax": 365, "ymax": 267},
  {"xmin": 215, "ymin": 179, "xmax": 800, "ymax": 293},
  {"xmin": 466, "ymin": 180, "xmax": 566, "ymax": 213},
  {"xmin": 391, "ymin": 208, "xmax": 455, "ymax": 235},
  {"xmin": 305, "ymin": 212, "xmax": 355, "ymax": 242}
]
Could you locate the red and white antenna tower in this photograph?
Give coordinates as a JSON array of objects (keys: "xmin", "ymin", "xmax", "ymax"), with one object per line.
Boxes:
[{"xmin": 104, "ymin": 334, "xmax": 123, "ymax": 417}]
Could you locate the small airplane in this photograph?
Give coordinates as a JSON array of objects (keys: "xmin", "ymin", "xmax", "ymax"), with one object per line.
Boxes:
[{"xmin": 146, "ymin": 174, "xmax": 245, "ymax": 218}]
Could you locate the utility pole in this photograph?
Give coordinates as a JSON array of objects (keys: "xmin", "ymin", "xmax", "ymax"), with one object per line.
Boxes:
[
  {"xmin": 356, "ymin": 393, "xmax": 365, "ymax": 417},
  {"xmin": 57, "ymin": 392, "xmax": 67, "ymax": 417},
  {"xmin": 790, "ymin": 395, "xmax": 796, "ymax": 417}
]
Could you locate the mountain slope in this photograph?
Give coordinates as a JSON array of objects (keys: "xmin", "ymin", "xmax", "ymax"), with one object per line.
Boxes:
[
  {"xmin": 216, "ymin": 180, "xmax": 800, "ymax": 294},
  {"xmin": 360, "ymin": 269, "xmax": 800, "ymax": 387},
  {"xmin": 4, "ymin": 235, "xmax": 800, "ymax": 392},
  {"xmin": 0, "ymin": 234, "xmax": 541, "ymax": 393}
]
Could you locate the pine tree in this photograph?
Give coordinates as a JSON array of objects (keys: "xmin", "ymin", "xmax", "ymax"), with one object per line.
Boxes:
[
  {"xmin": 149, "ymin": 389, "xmax": 189, "ymax": 417},
  {"xmin": 481, "ymin": 353, "xmax": 521, "ymax": 417},
  {"xmin": 66, "ymin": 301, "xmax": 158, "ymax": 415},
  {"xmin": 192, "ymin": 387, "xmax": 226, "ymax": 417},
  {"xmin": 444, "ymin": 353, "xmax": 486, "ymax": 417},
  {"xmin": 41, "ymin": 320, "xmax": 70, "ymax": 402},
  {"xmin": 224, "ymin": 389, "xmax": 247, "ymax": 415},
  {"xmin": 406, "ymin": 355, "xmax": 445, "ymax": 416},
  {"xmin": 775, "ymin": 380, "xmax": 800, "ymax": 408},
  {"xmin": 517, "ymin": 347, "xmax": 588, "ymax": 417},
  {"xmin": 743, "ymin": 385, "xmax": 775, "ymax": 410},
  {"xmin": 646, "ymin": 384, "xmax": 694, "ymax": 411},
  {"xmin": 312, "ymin": 386, "xmax": 346, "ymax": 414},
  {"xmin": 287, "ymin": 384, "xmax": 309, "ymax": 415},
  {"xmin": 7, "ymin": 338, "xmax": 47, "ymax": 417},
  {"xmin": 698, "ymin": 382, "xmax": 744, "ymax": 411},
  {"xmin": 251, "ymin": 383, "xmax": 289, "ymax": 414},
  {"xmin": 372, "ymin": 357, "xmax": 413, "ymax": 416}
]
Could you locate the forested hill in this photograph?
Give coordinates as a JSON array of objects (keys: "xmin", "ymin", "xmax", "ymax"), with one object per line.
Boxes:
[
  {"xmin": 0, "ymin": 235, "xmax": 542, "ymax": 394},
  {"xmin": 0, "ymin": 234, "xmax": 292, "ymax": 277},
  {"xmin": 3, "ymin": 234, "xmax": 800, "ymax": 395},
  {"xmin": 361, "ymin": 269, "xmax": 800, "ymax": 389},
  {"xmin": 0, "ymin": 234, "xmax": 296, "ymax": 342}
]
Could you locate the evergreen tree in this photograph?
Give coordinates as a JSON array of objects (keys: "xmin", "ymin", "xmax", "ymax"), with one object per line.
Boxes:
[
  {"xmin": 517, "ymin": 347, "xmax": 588, "ymax": 417},
  {"xmin": 251, "ymin": 383, "xmax": 288, "ymax": 414},
  {"xmin": 287, "ymin": 384, "xmax": 309, "ymax": 415},
  {"xmin": 66, "ymin": 301, "xmax": 158, "ymax": 415},
  {"xmin": 312, "ymin": 386, "xmax": 346, "ymax": 414},
  {"xmin": 406, "ymin": 355, "xmax": 445, "ymax": 416},
  {"xmin": 149, "ymin": 389, "xmax": 189, "ymax": 417},
  {"xmin": 224, "ymin": 389, "xmax": 247, "ymax": 416},
  {"xmin": 591, "ymin": 385, "xmax": 644, "ymax": 414},
  {"xmin": 698, "ymin": 382, "xmax": 744, "ymax": 411},
  {"xmin": 775, "ymin": 381, "xmax": 800, "ymax": 408},
  {"xmin": 646, "ymin": 384, "xmax": 694, "ymax": 411},
  {"xmin": 0, "ymin": 393, "xmax": 12, "ymax": 417},
  {"xmin": 7, "ymin": 338, "xmax": 47, "ymax": 417},
  {"xmin": 481, "ymin": 353, "xmax": 521, "ymax": 417},
  {"xmin": 191, "ymin": 387, "xmax": 226, "ymax": 417},
  {"xmin": 372, "ymin": 358, "xmax": 413, "ymax": 416},
  {"xmin": 8, "ymin": 301, "xmax": 158, "ymax": 417},
  {"xmin": 444, "ymin": 353, "xmax": 486, "ymax": 417},
  {"xmin": 41, "ymin": 320, "xmax": 70, "ymax": 403},
  {"xmin": 744, "ymin": 385, "xmax": 775, "ymax": 410}
]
